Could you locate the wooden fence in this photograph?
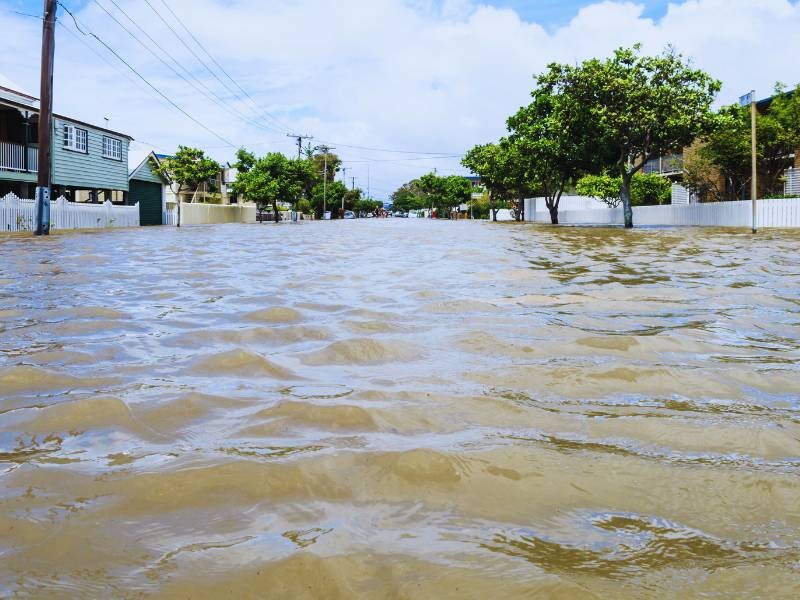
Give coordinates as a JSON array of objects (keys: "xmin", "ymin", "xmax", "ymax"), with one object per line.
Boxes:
[
  {"xmin": 524, "ymin": 197, "xmax": 800, "ymax": 228},
  {"xmin": 1, "ymin": 193, "xmax": 139, "ymax": 232}
]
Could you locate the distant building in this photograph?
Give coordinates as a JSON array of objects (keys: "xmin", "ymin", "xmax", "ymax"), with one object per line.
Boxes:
[{"xmin": 0, "ymin": 85, "xmax": 133, "ymax": 202}]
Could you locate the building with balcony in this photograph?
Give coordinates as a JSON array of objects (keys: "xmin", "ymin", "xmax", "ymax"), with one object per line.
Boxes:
[{"xmin": 0, "ymin": 85, "xmax": 132, "ymax": 202}]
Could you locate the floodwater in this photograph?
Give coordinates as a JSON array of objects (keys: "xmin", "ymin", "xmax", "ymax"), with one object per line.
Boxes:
[{"xmin": 1, "ymin": 220, "xmax": 799, "ymax": 598}]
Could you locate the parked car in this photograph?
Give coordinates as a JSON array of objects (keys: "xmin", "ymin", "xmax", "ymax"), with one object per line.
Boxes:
[{"xmin": 343, "ymin": 210, "xmax": 356, "ymax": 219}]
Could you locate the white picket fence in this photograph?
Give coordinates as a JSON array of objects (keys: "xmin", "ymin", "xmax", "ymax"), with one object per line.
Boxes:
[
  {"xmin": 1, "ymin": 193, "xmax": 139, "ymax": 232},
  {"xmin": 525, "ymin": 197, "xmax": 800, "ymax": 228},
  {"xmin": 163, "ymin": 207, "xmax": 177, "ymax": 226}
]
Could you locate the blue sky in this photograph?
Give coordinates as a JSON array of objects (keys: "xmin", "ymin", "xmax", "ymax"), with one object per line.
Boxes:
[
  {"xmin": 10, "ymin": 0, "xmax": 672, "ymax": 26},
  {"xmin": 2, "ymin": 0, "xmax": 799, "ymax": 198},
  {"xmin": 484, "ymin": 0, "xmax": 670, "ymax": 25}
]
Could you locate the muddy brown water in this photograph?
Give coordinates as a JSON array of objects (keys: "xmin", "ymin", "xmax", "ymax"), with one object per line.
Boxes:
[{"xmin": 1, "ymin": 220, "xmax": 799, "ymax": 598}]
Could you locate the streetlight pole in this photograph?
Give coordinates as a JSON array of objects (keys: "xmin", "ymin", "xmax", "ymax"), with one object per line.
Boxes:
[
  {"xmin": 741, "ymin": 90, "xmax": 757, "ymax": 233},
  {"xmin": 750, "ymin": 95, "xmax": 758, "ymax": 234},
  {"xmin": 35, "ymin": 0, "xmax": 57, "ymax": 236}
]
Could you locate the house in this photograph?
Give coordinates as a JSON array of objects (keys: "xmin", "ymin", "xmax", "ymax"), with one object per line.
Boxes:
[
  {"xmin": 128, "ymin": 151, "xmax": 168, "ymax": 226},
  {"xmin": 645, "ymin": 89, "xmax": 800, "ymax": 201},
  {"xmin": 0, "ymin": 85, "xmax": 132, "ymax": 202}
]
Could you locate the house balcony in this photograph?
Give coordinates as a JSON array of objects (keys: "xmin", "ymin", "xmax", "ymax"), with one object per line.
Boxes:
[
  {"xmin": 643, "ymin": 153, "xmax": 683, "ymax": 176},
  {"xmin": 0, "ymin": 141, "xmax": 38, "ymax": 174}
]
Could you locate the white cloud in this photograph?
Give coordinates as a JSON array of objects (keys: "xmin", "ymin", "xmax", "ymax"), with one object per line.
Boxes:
[{"xmin": 0, "ymin": 0, "xmax": 798, "ymax": 197}]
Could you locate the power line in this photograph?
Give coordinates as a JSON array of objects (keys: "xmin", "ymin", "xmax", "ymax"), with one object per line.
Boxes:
[
  {"xmin": 341, "ymin": 154, "xmax": 463, "ymax": 164},
  {"xmin": 58, "ymin": 3, "xmax": 235, "ymax": 147},
  {"xmin": 315, "ymin": 141, "xmax": 461, "ymax": 156},
  {"xmin": 91, "ymin": 0, "xmax": 283, "ymax": 138},
  {"xmin": 158, "ymin": 0, "xmax": 293, "ymax": 135},
  {"xmin": 141, "ymin": 0, "xmax": 289, "ymax": 136}
]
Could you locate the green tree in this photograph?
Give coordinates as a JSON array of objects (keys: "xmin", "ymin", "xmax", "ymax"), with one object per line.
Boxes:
[
  {"xmin": 685, "ymin": 84, "xmax": 800, "ymax": 200},
  {"xmin": 462, "ymin": 142, "xmax": 527, "ymax": 221},
  {"xmin": 391, "ymin": 179, "xmax": 428, "ymax": 212},
  {"xmin": 234, "ymin": 152, "xmax": 315, "ymax": 223},
  {"xmin": 311, "ymin": 180, "xmax": 348, "ymax": 218},
  {"xmin": 577, "ymin": 172, "xmax": 672, "ymax": 207},
  {"xmin": 155, "ymin": 146, "xmax": 220, "ymax": 227},
  {"xmin": 417, "ymin": 173, "xmax": 472, "ymax": 218},
  {"xmin": 545, "ymin": 45, "xmax": 720, "ymax": 227},
  {"xmin": 506, "ymin": 76, "xmax": 602, "ymax": 223}
]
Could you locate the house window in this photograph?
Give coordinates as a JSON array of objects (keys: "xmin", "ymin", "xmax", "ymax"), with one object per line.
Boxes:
[
  {"xmin": 64, "ymin": 125, "xmax": 88, "ymax": 153},
  {"xmin": 102, "ymin": 136, "xmax": 122, "ymax": 160}
]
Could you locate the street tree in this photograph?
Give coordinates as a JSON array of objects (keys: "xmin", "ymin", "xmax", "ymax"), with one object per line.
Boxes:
[
  {"xmin": 462, "ymin": 142, "xmax": 527, "ymax": 221},
  {"xmin": 391, "ymin": 180, "xmax": 428, "ymax": 212},
  {"xmin": 234, "ymin": 152, "xmax": 315, "ymax": 223},
  {"xmin": 507, "ymin": 74, "xmax": 602, "ymax": 224},
  {"xmin": 418, "ymin": 173, "xmax": 472, "ymax": 218},
  {"xmin": 684, "ymin": 84, "xmax": 800, "ymax": 200},
  {"xmin": 544, "ymin": 45, "xmax": 720, "ymax": 227},
  {"xmin": 155, "ymin": 146, "xmax": 220, "ymax": 227}
]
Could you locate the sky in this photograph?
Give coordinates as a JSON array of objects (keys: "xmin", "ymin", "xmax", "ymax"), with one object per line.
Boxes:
[{"xmin": 1, "ymin": 0, "xmax": 799, "ymax": 200}]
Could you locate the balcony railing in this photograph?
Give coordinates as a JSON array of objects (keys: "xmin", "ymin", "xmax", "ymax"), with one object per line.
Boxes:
[
  {"xmin": 643, "ymin": 153, "xmax": 683, "ymax": 175},
  {"xmin": 0, "ymin": 141, "xmax": 38, "ymax": 173}
]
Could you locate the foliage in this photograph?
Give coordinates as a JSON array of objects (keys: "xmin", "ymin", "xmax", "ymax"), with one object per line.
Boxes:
[
  {"xmin": 296, "ymin": 199, "xmax": 313, "ymax": 215},
  {"xmin": 310, "ymin": 180, "xmax": 347, "ymax": 217},
  {"xmin": 233, "ymin": 151, "xmax": 316, "ymax": 221},
  {"xmin": 684, "ymin": 84, "xmax": 800, "ymax": 200},
  {"xmin": 505, "ymin": 77, "xmax": 604, "ymax": 223},
  {"xmin": 156, "ymin": 146, "xmax": 220, "ymax": 195},
  {"xmin": 631, "ymin": 173, "xmax": 672, "ymax": 206},
  {"xmin": 543, "ymin": 45, "xmax": 720, "ymax": 226},
  {"xmin": 468, "ymin": 193, "xmax": 510, "ymax": 219},
  {"xmin": 354, "ymin": 198, "xmax": 382, "ymax": 214},
  {"xmin": 461, "ymin": 142, "xmax": 528, "ymax": 220},
  {"xmin": 391, "ymin": 180, "xmax": 428, "ymax": 212},
  {"xmin": 576, "ymin": 174, "xmax": 622, "ymax": 207},
  {"xmin": 418, "ymin": 173, "xmax": 472, "ymax": 217},
  {"xmin": 311, "ymin": 151, "xmax": 341, "ymax": 186},
  {"xmin": 577, "ymin": 172, "xmax": 672, "ymax": 207}
]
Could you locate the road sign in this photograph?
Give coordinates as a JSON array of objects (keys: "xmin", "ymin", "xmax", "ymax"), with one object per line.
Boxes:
[{"xmin": 739, "ymin": 91, "xmax": 755, "ymax": 107}]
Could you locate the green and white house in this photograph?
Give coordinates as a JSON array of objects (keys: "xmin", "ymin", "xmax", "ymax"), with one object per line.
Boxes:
[
  {"xmin": 128, "ymin": 151, "xmax": 168, "ymax": 226},
  {"xmin": 0, "ymin": 85, "xmax": 132, "ymax": 202}
]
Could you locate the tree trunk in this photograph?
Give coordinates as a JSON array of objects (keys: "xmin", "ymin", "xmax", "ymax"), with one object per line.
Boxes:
[
  {"xmin": 273, "ymin": 201, "xmax": 280, "ymax": 224},
  {"xmin": 548, "ymin": 204, "xmax": 559, "ymax": 224},
  {"xmin": 491, "ymin": 208, "xmax": 498, "ymax": 222},
  {"xmin": 176, "ymin": 189, "xmax": 181, "ymax": 228},
  {"xmin": 621, "ymin": 174, "xmax": 634, "ymax": 228}
]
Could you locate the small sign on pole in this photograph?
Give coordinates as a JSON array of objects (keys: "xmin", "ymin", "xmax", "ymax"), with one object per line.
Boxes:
[{"xmin": 740, "ymin": 90, "xmax": 758, "ymax": 233}]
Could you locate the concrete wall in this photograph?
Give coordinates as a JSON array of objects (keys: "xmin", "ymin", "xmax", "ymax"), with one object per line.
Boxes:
[
  {"xmin": 525, "ymin": 197, "xmax": 800, "ymax": 228},
  {"xmin": 179, "ymin": 202, "xmax": 256, "ymax": 225}
]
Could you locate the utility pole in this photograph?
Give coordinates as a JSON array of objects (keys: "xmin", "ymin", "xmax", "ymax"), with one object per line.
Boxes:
[
  {"xmin": 35, "ymin": 0, "xmax": 57, "ymax": 236},
  {"xmin": 351, "ymin": 177, "xmax": 355, "ymax": 190},
  {"xmin": 287, "ymin": 133, "xmax": 313, "ymax": 159},
  {"xmin": 316, "ymin": 144, "xmax": 335, "ymax": 218}
]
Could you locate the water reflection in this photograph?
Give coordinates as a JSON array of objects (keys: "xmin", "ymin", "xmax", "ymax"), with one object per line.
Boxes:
[{"xmin": 1, "ymin": 220, "xmax": 799, "ymax": 597}]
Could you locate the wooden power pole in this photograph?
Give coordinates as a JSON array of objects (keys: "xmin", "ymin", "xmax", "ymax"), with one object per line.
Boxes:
[{"xmin": 35, "ymin": 0, "xmax": 57, "ymax": 236}]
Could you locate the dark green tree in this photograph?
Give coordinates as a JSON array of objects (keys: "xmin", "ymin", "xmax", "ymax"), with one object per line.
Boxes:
[
  {"xmin": 155, "ymin": 145, "xmax": 220, "ymax": 227},
  {"xmin": 544, "ymin": 45, "xmax": 720, "ymax": 227}
]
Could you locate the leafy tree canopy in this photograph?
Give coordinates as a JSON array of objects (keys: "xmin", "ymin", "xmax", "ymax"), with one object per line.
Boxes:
[
  {"xmin": 544, "ymin": 45, "xmax": 720, "ymax": 226},
  {"xmin": 156, "ymin": 146, "xmax": 220, "ymax": 194}
]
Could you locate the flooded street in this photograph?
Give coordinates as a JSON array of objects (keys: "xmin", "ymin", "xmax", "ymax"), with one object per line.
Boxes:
[{"xmin": 1, "ymin": 220, "xmax": 799, "ymax": 598}]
